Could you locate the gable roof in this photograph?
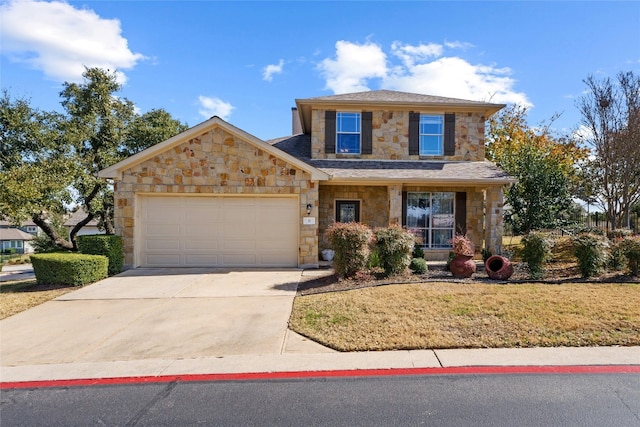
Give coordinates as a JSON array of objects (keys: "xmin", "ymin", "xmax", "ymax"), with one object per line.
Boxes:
[
  {"xmin": 272, "ymin": 134, "xmax": 514, "ymax": 186},
  {"xmin": 295, "ymin": 89, "xmax": 505, "ymax": 134},
  {"xmin": 98, "ymin": 116, "xmax": 329, "ymax": 181},
  {"xmin": 0, "ymin": 228, "xmax": 34, "ymax": 241},
  {"xmin": 64, "ymin": 208, "xmax": 100, "ymax": 228}
]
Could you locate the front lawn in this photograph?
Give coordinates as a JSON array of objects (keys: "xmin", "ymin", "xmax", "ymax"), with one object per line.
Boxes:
[{"xmin": 290, "ymin": 281, "xmax": 640, "ymax": 351}]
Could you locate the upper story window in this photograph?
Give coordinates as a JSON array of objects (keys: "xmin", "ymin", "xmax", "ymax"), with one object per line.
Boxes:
[
  {"xmin": 336, "ymin": 112, "xmax": 361, "ymax": 154},
  {"xmin": 419, "ymin": 115, "xmax": 444, "ymax": 156}
]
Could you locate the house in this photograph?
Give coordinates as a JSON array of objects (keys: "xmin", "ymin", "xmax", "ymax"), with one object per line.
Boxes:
[
  {"xmin": 64, "ymin": 208, "xmax": 104, "ymax": 237},
  {"xmin": 0, "ymin": 220, "xmax": 40, "ymax": 236},
  {"xmin": 99, "ymin": 90, "xmax": 513, "ymax": 268},
  {"xmin": 0, "ymin": 227, "xmax": 34, "ymax": 254}
]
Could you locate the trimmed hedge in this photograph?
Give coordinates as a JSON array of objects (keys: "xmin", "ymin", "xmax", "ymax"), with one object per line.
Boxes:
[
  {"xmin": 77, "ymin": 234, "xmax": 124, "ymax": 276},
  {"xmin": 31, "ymin": 253, "xmax": 108, "ymax": 286}
]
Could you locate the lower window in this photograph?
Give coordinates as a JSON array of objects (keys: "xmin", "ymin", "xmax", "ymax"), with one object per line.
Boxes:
[
  {"xmin": 336, "ymin": 200, "xmax": 360, "ymax": 223},
  {"xmin": 406, "ymin": 192, "xmax": 454, "ymax": 249}
]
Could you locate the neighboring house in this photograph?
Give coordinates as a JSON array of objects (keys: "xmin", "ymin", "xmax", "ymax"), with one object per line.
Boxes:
[
  {"xmin": 0, "ymin": 220, "xmax": 41, "ymax": 236},
  {"xmin": 99, "ymin": 90, "xmax": 514, "ymax": 268},
  {"xmin": 0, "ymin": 228, "xmax": 34, "ymax": 254},
  {"xmin": 64, "ymin": 208, "xmax": 104, "ymax": 237}
]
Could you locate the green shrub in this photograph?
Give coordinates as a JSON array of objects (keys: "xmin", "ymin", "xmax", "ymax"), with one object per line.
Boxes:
[
  {"xmin": 608, "ymin": 239, "xmax": 627, "ymax": 271},
  {"xmin": 373, "ymin": 225, "xmax": 415, "ymax": 276},
  {"xmin": 573, "ymin": 233, "xmax": 609, "ymax": 278},
  {"xmin": 77, "ymin": 234, "xmax": 124, "ymax": 276},
  {"xmin": 412, "ymin": 244, "xmax": 425, "ymax": 259},
  {"xmin": 481, "ymin": 248, "xmax": 492, "ymax": 262},
  {"xmin": 445, "ymin": 251, "xmax": 455, "ymax": 271},
  {"xmin": 3, "ymin": 248, "xmax": 17, "ymax": 255},
  {"xmin": 325, "ymin": 222, "xmax": 372, "ymax": 278},
  {"xmin": 619, "ymin": 236, "xmax": 640, "ymax": 276},
  {"xmin": 31, "ymin": 253, "xmax": 108, "ymax": 286},
  {"xmin": 522, "ymin": 231, "xmax": 552, "ymax": 280},
  {"xmin": 367, "ymin": 248, "xmax": 381, "ymax": 269},
  {"xmin": 409, "ymin": 257, "xmax": 428, "ymax": 274}
]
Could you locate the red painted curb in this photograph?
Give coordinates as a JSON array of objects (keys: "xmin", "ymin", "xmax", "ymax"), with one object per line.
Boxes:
[{"xmin": 2, "ymin": 365, "xmax": 639, "ymax": 390}]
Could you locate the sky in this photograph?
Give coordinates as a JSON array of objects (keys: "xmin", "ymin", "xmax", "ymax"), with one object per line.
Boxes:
[{"xmin": 1, "ymin": 0, "xmax": 639, "ymax": 141}]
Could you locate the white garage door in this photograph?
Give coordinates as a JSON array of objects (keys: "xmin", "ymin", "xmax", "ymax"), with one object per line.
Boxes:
[{"xmin": 138, "ymin": 196, "xmax": 298, "ymax": 267}]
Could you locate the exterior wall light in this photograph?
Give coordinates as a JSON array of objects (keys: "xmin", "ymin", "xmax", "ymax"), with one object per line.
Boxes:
[{"xmin": 306, "ymin": 204, "xmax": 312, "ymax": 215}]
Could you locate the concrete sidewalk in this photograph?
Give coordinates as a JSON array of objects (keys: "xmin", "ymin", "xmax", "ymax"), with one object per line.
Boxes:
[{"xmin": 2, "ymin": 341, "xmax": 639, "ymax": 383}]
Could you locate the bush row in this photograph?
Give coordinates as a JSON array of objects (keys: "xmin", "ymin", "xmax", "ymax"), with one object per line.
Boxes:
[
  {"xmin": 31, "ymin": 235, "xmax": 124, "ymax": 286},
  {"xmin": 325, "ymin": 223, "xmax": 423, "ymax": 278},
  {"xmin": 521, "ymin": 230, "xmax": 640, "ymax": 279},
  {"xmin": 31, "ymin": 253, "xmax": 108, "ymax": 286}
]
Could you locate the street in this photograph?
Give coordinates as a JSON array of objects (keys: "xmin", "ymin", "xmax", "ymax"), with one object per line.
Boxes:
[{"xmin": 2, "ymin": 372, "xmax": 639, "ymax": 426}]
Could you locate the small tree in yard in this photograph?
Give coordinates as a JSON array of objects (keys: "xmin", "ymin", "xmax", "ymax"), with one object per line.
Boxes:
[
  {"xmin": 325, "ymin": 222, "xmax": 372, "ymax": 278},
  {"xmin": 373, "ymin": 225, "xmax": 415, "ymax": 277}
]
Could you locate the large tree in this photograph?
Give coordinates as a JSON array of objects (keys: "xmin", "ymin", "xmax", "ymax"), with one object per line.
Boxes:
[
  {"xmin": 0, "ymin": 68, "xmax": 188, "ymax": 250},
  {"xmin": 576, "ymin": 71, "xmax": 640, "ymax": 230},
  {"xmin": 487, "ymin": 104, "xmax": 588, "ymax": 234}
]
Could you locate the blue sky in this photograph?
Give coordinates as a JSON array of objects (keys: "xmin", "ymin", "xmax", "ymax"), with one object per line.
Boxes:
[{"xmin": 1, "ymin": 0, "xmax": 639, "ymax": 141}]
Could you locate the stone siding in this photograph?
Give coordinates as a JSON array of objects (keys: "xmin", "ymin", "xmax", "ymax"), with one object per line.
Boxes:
[
  {"xmin": 318, "ymin": 185, "xmax": 389, "ymax": 250},
  {"xmin": 113, "ymin": 127, "xmax": 319, "ymax": 266},
  {"xmin": 311, "ymin": 109, "xmax": 486, "ymax": 161}
]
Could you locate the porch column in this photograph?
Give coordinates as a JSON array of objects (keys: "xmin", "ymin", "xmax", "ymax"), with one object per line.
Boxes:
[
  {"xmin": 484, "ymin": 186, "xmax": 504, "ymax": 254},
  {"xmin": 388, "ymin": 184, "xmax": 403, "ymax": 226}
]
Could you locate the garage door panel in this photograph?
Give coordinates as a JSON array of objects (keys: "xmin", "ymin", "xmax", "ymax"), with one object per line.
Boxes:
[
  {"xmin": 145, "ymin": 254, "xmax": 183, "ymax": 266},
  {"xmin": 139, "ymin": 196, "xmax": 298, "ymax": 267},
  {"xmin": 184, "ymin": 254, "xmax": 220, "ymax": 266}
]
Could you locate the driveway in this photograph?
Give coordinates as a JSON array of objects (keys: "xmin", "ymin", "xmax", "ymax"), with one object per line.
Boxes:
[{"xmin": 0, "ymin": 268, "xmax": 318, "ymax": 366}]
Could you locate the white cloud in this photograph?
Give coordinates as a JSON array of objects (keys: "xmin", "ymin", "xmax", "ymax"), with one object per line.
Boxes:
[
  {"xmin": 318, "ymin": 40, "xmax": 388, "ymax": 93},
  {"xmin": 198, "ymin": 96, "xmax": 234, "ymax": 120},
  {"xmin": 0, "ymin": 0, "xmax": 145, "ymax": 83},
  {"xmin": 318, "ymin": 40, "xmax": 531, "ymax": 106},
  {"xmin": 391, "ymin": 41, "xmax": 443, "ymax": 67},
  {"xmin": 263, "ymin": 59, "xmax": 284, "ymax": 82}
]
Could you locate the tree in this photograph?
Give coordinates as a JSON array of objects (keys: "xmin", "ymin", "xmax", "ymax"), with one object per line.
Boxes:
[
  {"xmin": 0, "ymin": 68, "xmax": 188, "ymax": 250},
  {"xmin": 487, "ymin": 105, "xmax": 588, "ymax": 234},
  {"xmin": 576, "ymin": 71, "xmax": 640, "ymax": 230}
]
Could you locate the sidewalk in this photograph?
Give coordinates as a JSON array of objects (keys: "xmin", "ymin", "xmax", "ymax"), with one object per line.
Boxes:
[
  {"xmin": 2, "ymin": 331, "xmax": 638, "ymax": 383},
  {"xmin": 0, "ymin": 263, "xmax": 35, "ymax": 282}
]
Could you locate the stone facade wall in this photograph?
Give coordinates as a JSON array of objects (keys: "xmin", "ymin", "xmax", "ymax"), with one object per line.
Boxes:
[
  {"xmin": 318, "ymin": 185, "xmax": 389, "ymax": 250},
  {"xmin": 485, "ymin": 186, "xmax": 504, "ymax": 255},
  {"xmin": 310, "ymin": 109, "xmax": 486, "ymax": 161},
  {"xmin": 113, "ymin": 127, "xmax": 319, "ymax": 266}
]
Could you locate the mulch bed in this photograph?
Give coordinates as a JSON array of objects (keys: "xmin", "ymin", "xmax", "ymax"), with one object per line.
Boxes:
[{"xmin": 297, "ymin": 261, "xmax": 639, "ymax": 296}]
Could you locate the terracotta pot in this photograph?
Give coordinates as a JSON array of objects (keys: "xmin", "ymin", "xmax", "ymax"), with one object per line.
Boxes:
[
  {"xmin": 450, "ymin": 254, "xmax": 476, "ymax": 278},
  {"xmin": 485, "ymin": 255, "xmax": 514, "ymax": 280}
]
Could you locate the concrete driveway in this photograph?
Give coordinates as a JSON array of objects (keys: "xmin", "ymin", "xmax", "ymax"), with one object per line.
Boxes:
[{"xmin": 1, "ymin": 268, "xmax": 321, "ymax": 366}]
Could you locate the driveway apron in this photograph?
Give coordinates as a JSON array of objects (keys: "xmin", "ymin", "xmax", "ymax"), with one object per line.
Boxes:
[{"xmin": 0, "ymin": 268, "xmax": 302, "ymax": 366}]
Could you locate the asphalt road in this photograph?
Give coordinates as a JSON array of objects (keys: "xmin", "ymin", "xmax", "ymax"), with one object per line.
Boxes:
[{"xmin": 2, "ymin": 373, "xmax": 639, "ymax": 426}]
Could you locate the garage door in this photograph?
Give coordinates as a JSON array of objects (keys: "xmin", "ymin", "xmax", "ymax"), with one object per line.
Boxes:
[{"xmin": 138, "ymin": 196, "xmax": 298, "ymax": 267}]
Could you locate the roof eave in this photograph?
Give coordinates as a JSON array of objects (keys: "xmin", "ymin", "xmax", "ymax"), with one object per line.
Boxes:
[
  {"xmin": 323, "ymin": 176, "xmax": 516, "ymax": 186},
  {"xmin": 98, "ymin": 117, "xmax": 329, "ymax": 181}
]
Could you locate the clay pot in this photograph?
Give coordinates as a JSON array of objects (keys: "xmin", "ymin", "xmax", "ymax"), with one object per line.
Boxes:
[
  {"xmin": 485, "ymin": 255, "xmax": 514, "ymax": 280},
  {"xmin": 450, "ymin": 254, "xmax": 476, "ymax": 278}
]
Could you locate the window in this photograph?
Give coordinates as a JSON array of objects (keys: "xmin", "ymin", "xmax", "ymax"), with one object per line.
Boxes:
[
  {"xmin": 336, "ymin": 112, "xmax": 360, "ymax": 154},
  {"xmin": 419, "ymin": 115, "xmax": 443, "ymax": 156},
  {"xmin": 336, "ymin": 200, "xmax": 360, "ymax": 223},
  {"xmin": 406, "ymin": 192, "xmax": 454, "ymax": 249}
]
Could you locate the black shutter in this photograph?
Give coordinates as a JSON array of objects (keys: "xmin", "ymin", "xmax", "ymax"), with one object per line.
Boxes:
[
  {"xmin": 444, "ymin": 113, "xmax": 456, "ymax": 156},
  {"xmin": 402, "ymin": 191, "xmax": 407, "ymax": 227},
  {"xmin": 408, "ymin": 112, "xmax": 419, "ymax": 155},
  {"xmin": 325, "ymin": 110, "xmax": 336, "ymax": 153},
  {"xmin": 361, "ymin": 111, "xmax": 372, "ymax": 154},
  {"xmin": 455, "ymin": 192, "xmax": 467, "ymax": 235}
]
